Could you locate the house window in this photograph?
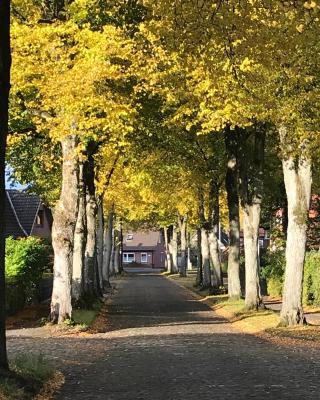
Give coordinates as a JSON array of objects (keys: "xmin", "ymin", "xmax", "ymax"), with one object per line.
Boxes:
[
  {"xmin": 141, "ymin": 253, "xmax": 148, "ymax": 263},
  {"xmin": 123, "ymin": 253, "xmax": 135, "ymax": 263},
  {"xmin": 36, "ymin": 210, "xmax": 44, "ymax": 227},
  {"xmin": 126, "ymin": 234, "xmax": 133, "ymax": 241}
]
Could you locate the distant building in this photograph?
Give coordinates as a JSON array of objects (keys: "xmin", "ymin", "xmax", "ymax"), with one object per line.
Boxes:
[
  {"xmin": 5, "ymin": 190, "xmax": 52, "ymax": 239},
  {"xmin": 122, "ymin": 230, "xmax": 166, "ymax": 269},
  {"xmin": 240, "ymin": 227, "xmax": 270, "ymax": 250}
]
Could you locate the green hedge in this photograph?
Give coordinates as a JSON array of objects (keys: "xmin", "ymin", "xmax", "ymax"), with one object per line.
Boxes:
[
  {"xmin": 261, "ymin": 250, "xmax": 285, "ymax": 297},
  {"xmin": 261, "ymin": 250, "xmax": 320, "ymax": 306},
  {"xmin": 303, "ymin": 252, "xmax": 320, "ymax": 306},
  {"xmin": 6, "ymin": 278, "xmax": 26, "ymax": 315},
  {"xmin": 5, "ymin": 237, "xmax": 51, "ymax": 314}
]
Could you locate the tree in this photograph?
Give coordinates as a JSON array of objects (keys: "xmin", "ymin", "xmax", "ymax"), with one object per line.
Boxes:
[
  {"xmin": 50, "ymin": 135, "xmax": 79, "ymax": 323},
  {"xmin": 238, "ymin": 125, "xmax": 266, "ymax": 310},
  {"xmin": 10, "ymin": 4, "xmax": 139, "ymax": 321},
  {"xmin": 0, "ymin": 0, "xmax": 11, "ymax": 372},
  {"xmin": 279, "ymin": 127, "xmax": 312, "ymax": 326}
]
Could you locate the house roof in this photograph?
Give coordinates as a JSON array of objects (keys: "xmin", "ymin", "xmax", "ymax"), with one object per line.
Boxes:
[
  {"xmin": 123, "ymin": 230, "xmax": 162, "ymax": 251},
  {"xmin": 5, "ymin": 190, "xmax": 41, "ymax": 238}
]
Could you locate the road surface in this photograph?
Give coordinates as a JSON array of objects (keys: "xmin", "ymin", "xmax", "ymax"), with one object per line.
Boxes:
[{"xmin": 53, "ymin": 272, "xmax": 320, "ymax": 399}]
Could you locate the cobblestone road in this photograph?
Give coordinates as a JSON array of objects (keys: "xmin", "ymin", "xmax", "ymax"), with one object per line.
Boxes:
[{"xmin": 7, "ymin": 272, "xmax": 320, "ymax": 399}]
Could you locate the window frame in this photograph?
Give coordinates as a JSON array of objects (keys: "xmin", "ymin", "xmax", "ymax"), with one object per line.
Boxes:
[
  {"xmin": 141, "ymin": 252, "xmax": 148, "ymax": 263},
  {"xmin": 36, "ymin": 210, "xmax": 44, "ymax": 227},
  {"xmin": 123, "ymin": 253, "xmax": 135, "ymax": 263}
]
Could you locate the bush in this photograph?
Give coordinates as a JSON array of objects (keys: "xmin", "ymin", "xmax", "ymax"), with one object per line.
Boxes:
[
  {"xmin": 5, "ymin": 237, "xmax": 51, "ymax": 307},
  {"xmin": 6, "ymin": 278, "xmax": 26, "ymax": 315},
  {"xmin": 261, "ymin": 250, "xmax": 320, "ymax": 305},
  {"xmin": 261, "ymin": 250, "xmax": 285, "ymax": 297},
  {"xmin": 303, "ymin": 251, "xmax": 320, "ymax": 306},
  {"xmin": 0, "ymin": 354, "xmax": 54, "ymax": 400},
  {"xmin": 12, "ymin": 353, "xmax": 54, "ymax": 382}
]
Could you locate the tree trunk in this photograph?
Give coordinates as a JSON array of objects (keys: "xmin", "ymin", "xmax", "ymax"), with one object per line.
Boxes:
[
  {"xmin": 224, "ymin": 128, "xmax": 241, "ymax": 300},
  {"xmin": 113, "ymin": 228, "xmax": 120, "ymax": 274},
  {"xmin": 198, "ymin": 190, "xmax": 211, "ymax": 287},
  {"xmin": 178, "ymin": 215, "xmax": 187, "ymax": 277},
  {"xmin": 208, "ymin": 231, "xmax": 222, "ymax": 287},
  {"xmin": 96, "ymin": 197, "xmax": 104, "ymax": 291},
  {"xmin": 187, "ymin": 247, "xmax": 193, "ymax": 271},
  {"xmin": 201, "ymin": 228, "xmax": 211, "ymax": 288},
  {"xmin": 238, "ymin": 126, "xmax": 265, "ymax": 310},
  {"xmin": 72, "ymin": 162, "xmax": 86, "ymax": 303},
  {"xmin": 196, "ymin": 228, "xmax": 203, "ymax": 286},
  {"xmin": 168, "ymin": 225, "xmax": 178, "ymax": 273},
  {"xmin": 243, "ymin": 203, "xmax": 262, "ymax": 309},
  {"xmin": 0, "ymin": 0, "xmax": 11, "ymax": 371},
  {"xmin": 164, "ymin": 227, "xmax": 172, "ymax": 273},
  {"xmin": 118, "ymin": 220, "xmax": 124, "ymax": 274},
  {"xmin": 109, "ymin": 228, "xmax": 115, "ymax": 276},
  {"xmin": 83, "ymin": 152, "xmax": 100, "ymax": 299},
  {"xmin": 84, "ymin": 191, "xmax": 98, "ymax": 297},
  {"xmin": 102, "ymin": 207, "xmax": 113, "ymax": 287},
  {"xmin": 208, "ymin": 180, "xmax": 222, "ymax": 287},
  {"xmin": 279, "ymin": 127, "xmax": 312, "ymax": 326},
  {"xmin": 51, "ymin": 135, "xmax": 79, "ymax": 323}
]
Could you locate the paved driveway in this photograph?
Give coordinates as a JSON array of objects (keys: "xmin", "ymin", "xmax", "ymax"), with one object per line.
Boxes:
[{"xmin": 8, "ymin": 272, "xmax": 320, "ymax": 399}]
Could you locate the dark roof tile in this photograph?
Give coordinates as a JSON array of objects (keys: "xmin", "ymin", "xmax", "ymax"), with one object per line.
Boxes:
[{"xmin": 6, "ymin": 190, "xmax": 41, "ymax": 237}]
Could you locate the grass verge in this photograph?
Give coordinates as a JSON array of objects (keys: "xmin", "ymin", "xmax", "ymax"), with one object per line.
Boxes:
[
  {"xmin": 167, "ymin": 273, "xmax": 279, "ymax": 334},
  {"xmin": 0, "ymin": 353, "xmax": 63, "ymax": 400},
  {"xmin": 167, "ymin": 273, "xmax": 320, "ymax": 344},
  {"xmin": 64, "ymin": 300, "xmax": 103, "ymax": 332}
]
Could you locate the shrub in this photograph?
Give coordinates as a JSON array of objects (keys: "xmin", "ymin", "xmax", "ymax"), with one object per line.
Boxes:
[
  {"xmin": 12, "ymin": 353, "xmax": 54, "ymax": 382},
  {"xmin": 5, "ymin": 236, "xmax": 51, "ymax": 304},
  {"xmin": 6, "ymin": 278, "xmax": 26, "ymax": 315},
  {"xmin": 303, "ymin": 251, "xmax": 320, "ymax": 306},
  {"xmin": 261, "ymin": 250, "xmax": 285, "ymax": 297},
  {"xmin": 261, "ymin": 250, "xmax": 320, "ymax": 305}
]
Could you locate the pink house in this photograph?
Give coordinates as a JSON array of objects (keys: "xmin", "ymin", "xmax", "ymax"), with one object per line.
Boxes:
[{"xmin": 122, "ymin": 230, "xmax": 166, "ymax": 269}]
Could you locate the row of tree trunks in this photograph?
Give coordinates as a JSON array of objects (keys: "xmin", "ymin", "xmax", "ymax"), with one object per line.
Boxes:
[
  {"xmin": 51, "ymin": 138, "xmax": 121, "ymax": 322},
  {"xmin": 0, "ymin": 0, "xmax": 11, "ymax": 372},
  {"xmin": 164, "ymin": 215, "xmax": 190, "ymax": 276},
  {"xmin": 168, "ymin": 225, "xmax": 179, "ymax": 273},
  {"xmin": 279, "ymin": 126, "xmax": 312, "ymax": 326},
  {"xmin": 224, "ymin": 123, "xmax": 311, "ymax": 326}
]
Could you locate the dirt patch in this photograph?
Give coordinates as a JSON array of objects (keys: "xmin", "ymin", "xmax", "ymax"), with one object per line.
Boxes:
[{"xmin": 6, "ymin": 303, "xmax": 49, "ymax": 331}]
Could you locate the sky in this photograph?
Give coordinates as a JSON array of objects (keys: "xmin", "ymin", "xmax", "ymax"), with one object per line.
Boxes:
[{"xmin": 5, "ymin": 165, "xmax": 27, "ymax": 190}]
